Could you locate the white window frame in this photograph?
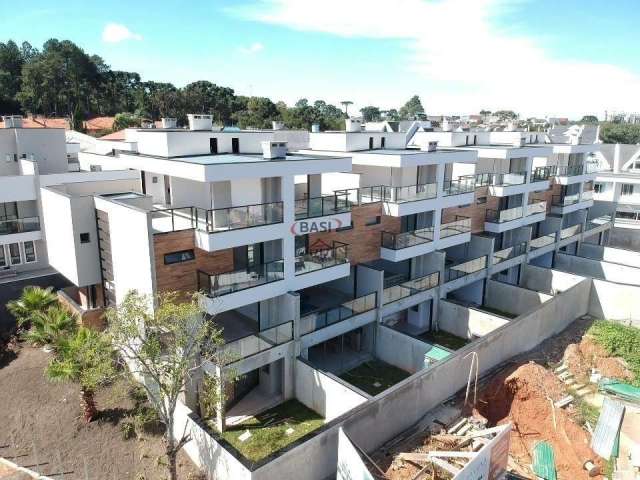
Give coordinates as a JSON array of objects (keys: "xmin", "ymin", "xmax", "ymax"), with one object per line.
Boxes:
[
  {"xmin": 8, "ymin": 242, "xmax": 22, "ymax": 265},
  {"xmin": 0, "ymin": 245, "xmax": 7, "ymax": 267},
  {"xmin": 23, "ymin": 240, "xmax": 37, "ymax": 263},
  {"xmin": 621, "ymin": 184, "xmax": 634, "ymax": 196}
]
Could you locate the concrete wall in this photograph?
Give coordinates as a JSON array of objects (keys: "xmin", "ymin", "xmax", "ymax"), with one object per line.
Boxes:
[
  {"xmin": 519, "ymin": 263, "xmax": 584, "ymax": 295},
  {"xmin": 374, "ymin": 325, "xmax": 438, "ymax": 374},
  {"xmin": 484, "ymin": 279, "xmax": 552, "ymax": 317},
  {"xmin": 588, "ymin": 278, "xmax": 640, "ymax": 325},
  {"xmin": 608, "ymin": 226, "xmax": 640, "ymax": 252},
  {"xmin": 438, "ymin": 300, "xmax": 509, "ymax": 339},
  {"xmin": 295, "ymin": 359, "xmax": 369, "ymax": 421},
  {"xmin": 578, "ymin": 244, "xmax": 640, "ymax": 268},
  {"xmin": 555, "ymin": 252, "xmax": 640, "ymax": 286}
]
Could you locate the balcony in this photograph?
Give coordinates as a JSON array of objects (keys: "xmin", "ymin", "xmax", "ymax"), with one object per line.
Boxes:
[
  {"xmin": 299, "ymin": 292, "xmax": 377, "ymax": 340},
  {"xmin": 336, "ymin": 183, "xmax": 438, "ymax": 216},
  {"xmin": 445, "ymin": 255, "xmax": 488, "ymax": 282},
  {"xmin": 584, "ymin": 214, "xmax": 613, "ymax": 236},
  {"xmin": 550, "ymin": 191, "xmax": 592, "ymax": 214},
  {"xmin": 526, "ymin": 200, "xmax": 547, "ymax": 216},
  {"xmin": 581, "ymin": 190, "xmax": 594, "ymax": 201},
  {"xmin": 476, "ymin": 171, "xmax": 530, "ymax": 197},
  {"xmin": 491, "ymin": 242, "xmax": 527, "ymax": 267},
  {"xmin": 485, "ymin": 205, "xmax": 524, "ymax": 233},
  {"xmin": 443, "ymin": 176, "xmax": 475, "ymax": 196},
  {"xmin": 554, "ymin": 162, "xmax": 599, "ymax": 184},
  {"xmin": 529, "ymin": 233, "xmax": 557, "ymax": 250},
  {"xmin": 531, "ymin": 166, "xmax": 556, "ymax": 182},
  {"xmin": 202, "ymin": 202, "xmax": 284, "ymax": 231},
  {"xmin": 438, "ymin": 216, "xmax": 472, "ymax": 248},
  {"xmin": 383, "ymin": 271, "xmax": 439, "ymax": 306},
  {"xmin": 198, "ymin": 260, "xmax": 285, "ymax": 297},
  {"xmin": 295, "ymin": 194, "xmax": 350, "ymax": 220},
  {"xmin": 294, "ymin": 241, "xmax": 350, "ymax": 288},
  {"xmin": 379, "ymin": 227, "xmax": 434, "ymax": 261},
  {"xmin": 559, "ymin": 224, "xmax": 582, "ymax": 241},
  {"xmin": 220, "ymin": 321, "xmax": 294, "ymax": 368},
  {"xmin": 0, "ymin": 216, "xmax": 40, "ymax": 236}
]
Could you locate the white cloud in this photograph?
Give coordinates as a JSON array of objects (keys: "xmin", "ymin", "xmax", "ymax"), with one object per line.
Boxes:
[
  {"xmin": 238, "ymin": 42, "xmax": 265, "ymax": 54},
  {"xmin": 231, "ymin": 0, "xmax": 640, "ymax": 118},
  {"xmin": 102, "ymin": 23, "xmax": 143, "ymax": 43}
]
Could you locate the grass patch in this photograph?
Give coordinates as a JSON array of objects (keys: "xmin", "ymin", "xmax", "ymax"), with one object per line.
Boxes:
[
  {"xmin": 221, "ymin": 399, "xmax": 324, "ymax": 463},
  {"xmin": 572, "ymin": 395, "xmax": 600, "ymax": 427},
  {"xmin": 477, "ymin": 305, "xmax": 518, "ymax": 319},
  {"xmin": 588, "ymin": 320, "xmax": 640, "ymax": 386},
  {"xmin": 420, "ymin": 330, "xmax": 470, "ymax": 350},
  {"xmin": 339, "ymin": 359, "xmax": 411, "ymax": 396}
]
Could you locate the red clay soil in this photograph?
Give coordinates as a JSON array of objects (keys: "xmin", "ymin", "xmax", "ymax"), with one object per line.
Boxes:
[
  {"xmin": 563, "ymin": 336, "xmax": 633, "ymax": 382},
  {"xmin": 477, "ymin": 362, "xmax": 602, "ymax": 480}
]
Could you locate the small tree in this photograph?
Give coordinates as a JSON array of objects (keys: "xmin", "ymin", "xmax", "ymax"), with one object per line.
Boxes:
[
  {"xmin": 46, "ymin": 327, "xmax": 115, "ymax": 422},
  {"xmin": 7, "ymin": 286, "xmax": 58, "ymax": 328},
  {"xmin": 22, "ymin": 305, "xmax": 76, "ymax": 349},
  {"xmin": 106, "ymin": 290, "xmax": 225, "ymax": 480}
]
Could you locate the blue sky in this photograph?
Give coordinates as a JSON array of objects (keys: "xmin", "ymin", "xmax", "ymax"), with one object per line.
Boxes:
[{"xmin": 1, "ymin": 0, "xmax": 638, "ymax": 118}]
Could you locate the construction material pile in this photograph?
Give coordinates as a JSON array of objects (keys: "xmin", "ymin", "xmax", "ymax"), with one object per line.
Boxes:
[
  {"xmin": 563, "ymin": 336, "xmax": 633, "ymax": 383},
  {"xmin": 477, "ymin": 362, "xmax": 603, "ymax": 480}
]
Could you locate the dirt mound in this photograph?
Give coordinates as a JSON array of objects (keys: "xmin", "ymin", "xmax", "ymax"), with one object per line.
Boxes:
[
  {"xmin": 478, "ymin": 362, "xmax": 602, "ymax": 480},
  {"xmin": 563, "ymin": 343, "xmax": 590, "ymax": 379},
  {"xmin": 562, "ymin": 336, "xmax": 633, "ymax": 382}
]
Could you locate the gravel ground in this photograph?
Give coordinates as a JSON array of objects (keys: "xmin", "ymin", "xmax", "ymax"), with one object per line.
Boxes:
[{"xmin": 0, "ymin": 344, "xmax": 202, "ymax": 480}]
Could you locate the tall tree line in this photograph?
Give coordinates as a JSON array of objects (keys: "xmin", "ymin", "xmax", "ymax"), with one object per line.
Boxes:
[{"xmin": 0, "ymin": 38, "xmax": 425, "ymax": 132}]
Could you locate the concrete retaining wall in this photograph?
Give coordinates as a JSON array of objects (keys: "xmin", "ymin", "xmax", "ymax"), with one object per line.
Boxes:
[
  {"xmin": 485, "ymin": 280, "xmax": 552, "ymax": 316},
  {"xmin": 588, "ymin": 278, "xmax": 640, "ymax": 325},
  {"xmin": 294, "ymin": 359, "xmax": 369, "ymax": 421},
  {"xmin": 375, "ymin": 325, "xmax": 437, "ymax": 374},
  {"xmin": 438, "ymin": 300, "xmax": 509, "ymax": 339},
  {"xmin": 609, "ymin": 226, "xmax": 640, "ymax": 252},
  {"xmin": 555, "ymin": 252, "xmax": 640, "ymax": 286},
  {"xmin": 519, "ymin": 263, "xmax": 585, "ymax": 295},
  {"xmin": 578, "ymin": 244, "xmax": 640, "ymax": 268}
]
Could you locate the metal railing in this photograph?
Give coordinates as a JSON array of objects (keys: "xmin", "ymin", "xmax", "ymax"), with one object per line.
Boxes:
[
  {"xmin": 443, "ymin": 175, "xmax": 475, "ymax": 196},
  {"xmin": 530, "ymin": 233, "xmax": 556, "ymax": 249},
  {"xmin": 199, "ymin": 201, "xmax": 284, "ymax": 231},
  {"xmin": 556, "ymin": 164, "xmax": 585, "ymax": 176},
  {"xmin": 334, "ymin": 182, "xmax": 437, "ymax": 206},
  {"xmin": 581, "ymin": 190, "xmax": 594, "ymax": 201},
  {"xmin": 0, "ymin": 216, "xmax": 40, "ymax": 235},
  {"xmin": 552, "ymin": 193, "xmax": 581, "ymax": 207},
  {"xmin": 585, "ymin": 214, "xmax": 613, "ymax": 231},
  {"xmin": 492, "ymin": 242, "xmax": 527, "ymax": 265},
  {"xmin": 475, "ymin": 171, "xmax": 527, "ymax": 187},
  {"xmin": 531, "ymin": 166, "xmax": 556, "ymax": 182},
  {"xmin": 485, "ymin": 205, "xmax": 523, "ymax": 223},
  {"xmin": 221, "ymin": 321, "xmax": 293, "ymax": 366},
  {"xmin": 380, "ymin": 227, "xmax": 434, "ymax": 250},
  {"xmin": 445, "ymin": 255, "xmax": 488, "ymax": 282},
  {"xmin": 584, "ymin": 161, "xmax": 601, "ymax": 174},
  {"xmin": 295, "ymin": 241, "xmax": 349, "ymax": 275},
  {"xmin": 383, "ymin": 271, "xmax": 440, "ymax": 305},
  {"xmin": 439, "ymin": 217, "xmax": 472, "ymax": 239},
  {"xmin": 560, "ymin": 224, "xmax": 582, "ymax": 239},
  {"xmin": 295, "ymin": 193, "xmax": 350, "ymax": 220},
  {"xmin": 526, "ymin": 200, "xmax": 547, "ymax": 216},
  {"xmin": 197, "ymin": 259, "xmax": 285, "ymax": 297},
  {"xmin": 299, "ymin": 292, "xmax": 377, "ymax": 336}
]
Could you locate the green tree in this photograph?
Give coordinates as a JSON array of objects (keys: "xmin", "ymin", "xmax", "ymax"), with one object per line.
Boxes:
[
  {"xmin": 494, "ymin": 110, "xmax": 518, "ymax": 122},
  {"xmin": 46, "ymin": 327, "xmax": 115, "ymax": 422},
  {"xmin": 181, "ymin": 80, "xmax": 237, "ymax": 124},
  {"xmin": 384, "ymin": 108, "xmax": 400, "ymax": 121},
  {"xmin": 360, "ymin": 105, "xmax": 382, "ymax": 122},
  {"xmin": 580, "ymin": 115, "xmax": 599, "ymax": 124},
  {"xmin": 399, "ymin": 95, "xmax": 425, "ymax": 120},
  {"xmin": 0, "ymin": 40, "xmax": 27, "ymax": 112},
  {"xmin": 22, "ymin": 306, "xmax": 76, "ymax": 348},
  {"xmin": 600, "ymin": 123, "xmax": 640, "ymax": 144},
  {"xmin": 7, "ymin": 286, "xmax": 58, "ymax": 328},
  {"xmin": 112, "ymin": 112, "xmax": 143, "ymax": 131},
  {"xmin": 233, "ymin": 96, "xmax": 279, "ymax": 128},
  {"xmin": 106, "ymin": 291, "xmax": 226, "ymax": 480}
]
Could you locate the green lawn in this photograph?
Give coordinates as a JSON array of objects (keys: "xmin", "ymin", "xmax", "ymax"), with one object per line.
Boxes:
[
  {"xmin": 420, "ymin": 330, "xmax": 470, "ymax": 350},
  {"xmin": 339, "ymin": 359, "xmax": 411, "ymax": 396},
  {"xmin": 221, "ymin": 399, "xmax": 324, "ymax": 463}
]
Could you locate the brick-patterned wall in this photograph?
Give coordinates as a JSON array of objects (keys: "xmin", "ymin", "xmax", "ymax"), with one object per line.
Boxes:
[
  {"xmin": 529, "ymin": 183, "xmax": 562, "ymax": 213},
  {"xmin": 309, "ymin": 203, "xmax": 401, "ymax": 265},
  {"xmin": 441, "ymin": 187, "xmax": 499, "ymax": 233},
  {"xmin": 153, "ymin": 230, "xmax": 234, "ymax": 295}
]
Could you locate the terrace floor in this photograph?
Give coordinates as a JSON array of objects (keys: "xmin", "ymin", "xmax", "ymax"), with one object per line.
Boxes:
[
  {"xmin": 299, "ymin": 285, "xmax": 352, "ymax": 316},
  {"xmin": 221, "ymin": 399, "xmax": 324, "ymax": 463},
  {"xmin": 339, "ymin": 359, "xmax": 411, "ymax": 396},
  {"xmin": 209, "ymin": 310, "xmax": 258, "ymax": 343}
]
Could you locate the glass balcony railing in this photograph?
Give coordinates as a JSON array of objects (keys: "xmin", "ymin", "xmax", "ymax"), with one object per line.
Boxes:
[
  {"xmin": 381, "ymin": 227, "xmax": 434, "ymax": 250},
  {"xmin": 531, "ymin": 166, "xmax": 556, "ymax": 182},
  {"xmin": 586, "ymin": 214, "xmax": 613, "ymax": 231},
  {"xmin": 299, "ymin": 292, "xmax": 377, "ymax": 336},
  {"xmin": 295, "ymin": 241, "xmax": 349, "ymax": 275},
  {"xmin": 485, "ymin": 205, "xmax": 524, "ymax": 223},
  {"xmin": 581, "ymin": 190, "xmax": 594, "ymax": 201},
  {"xmin": 295, "ymin": 194, "xmax": 350, "ymax": 220},
  {"xmin": 439, "ymin": 217, "xmax": 472, "ymax": 239},
  {"xmin": 197, "ymin": 259, "xmax": 285, "ymax": 297},
  {"xmin": 560, "ymin": 224, "xmax": 582, "ymax": 239},
  {"xmin": 443, "ymin": 175, "xmax": 475, "ymax": 196},
  {"xmin": 445, "ymin": 255, "xmax": 488, "ymax": 282},
  {"xmin": 530, "ymin": 233, "xmax": 556, "ymax": 249},
  {"xmin": 334, "ymin": 182, "xmax": 437, "ymax": 206},
  {"xmin": 475, "ymin": 171, "xmax": 527, "ymax": 187},
  {"xmin": 0, "ymin": 216, "xmax": 40, "ymax": 235},
  {"xmin": 492, "ymin": 242, "xmax": 527, "ymax": 265},
  {"xmin": 556, "ymin": 164, "xmax": 585, "ymax": 176},
  {"xmin": 552, "ymin": 193, "xmax": 581, "ymax": 207},
  {"xmin": 383, "ymin": 271, "xmax": 440, "ymax": 305},
  {"xmin": 526, "ymin": 200, "xmax": 547, "ymax": 216},
  {"xmin": 199, "ymin": 201, "xmax": 284, "ymax": 231},
  {"xmin": 221, "ymin": 321, "xmax": 293, "ymax": 366}
]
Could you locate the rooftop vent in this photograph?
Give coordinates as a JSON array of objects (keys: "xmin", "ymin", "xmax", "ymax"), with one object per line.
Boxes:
[
  {"xmin": 261, "ymin": 141, "xmax": 288, "ymax": 159},
  {"xmin": 420, "ymin": 141, "xmax": 438, "ymax": 152},
  {"xmin": 272, "ymin": 121, "xmax": 285, "ymax": 131},
  {"xmin": 311, "ymin": 124, "xmax": 320, "ymax": 133},
  {"xmin": 161, "ymin": 118, "xmax": 177, "ymax": 129},
  {"xmin": 345, "ymin": 118, "xmax": 362, "ymax": 132},
  {"xmin": 141, "ymin": 120, "xmax": 155, "ymax": 129},
  {"xmin": 3, "ymin": 115, "xmax": 23, "ymax": 128},
  {"xmin": 187, "ymin": 114, "xmax": 213, "ymax": 131}
]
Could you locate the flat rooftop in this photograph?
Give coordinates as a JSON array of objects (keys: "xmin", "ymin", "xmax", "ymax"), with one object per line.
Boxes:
[{"xmin": 116, "ymin": 151, "xmax": 342, "ymax": 165}]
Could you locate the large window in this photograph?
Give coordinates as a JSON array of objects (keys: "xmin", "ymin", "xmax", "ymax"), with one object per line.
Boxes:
[
  {"xmin": 164, "ymin": 249, "xmax": 195, "ymax": 265},
  {"xmin": 621, "ymin": 184, "xmax": 635, "ymax": 196},
  {"xmin": 594, "ymin": 183, "xmax": 604, "ymax": 193},
  {"xmin": 8, "ymin": 243, "xmax": 21, "ymax": 265},
  {"xmin": 0, "ymin": 246, "xmax": 6, "ymax": 267},
  {"xmin": 23, "ymin": 241, "xmax": 36, "ymax": 263}
]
